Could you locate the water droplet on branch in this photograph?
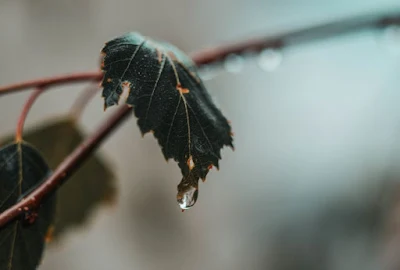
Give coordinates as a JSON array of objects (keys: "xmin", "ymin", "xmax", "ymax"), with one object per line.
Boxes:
[
  {"xmin": 258, "ymin": 49, "xmax": 283, "ymax": 71},
  {"xmin": 198, "ymin": 64, "xmax": 220, "ymax": 80},
  {"xmin": 223, "ymin": 54, "xmax": 244, "ymax": 73}
]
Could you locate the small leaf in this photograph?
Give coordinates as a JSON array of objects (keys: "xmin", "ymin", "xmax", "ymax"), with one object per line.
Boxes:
[
  {"xmin": 2, "ymin": 118, "xmax": 117, "ymax": 240},
  {"xmin": 101, "ymin": 32, "xmax": 233, "ymax": 208},
  {"xmin": 0, "ymin": 142, "xmax": 55, "ymax": 270}
]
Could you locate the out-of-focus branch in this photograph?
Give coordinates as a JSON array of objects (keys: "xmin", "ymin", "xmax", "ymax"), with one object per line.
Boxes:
[
  {"xmin": 0, "ymin": 12, "xmax": 398, "ymax": 97},
  {"xmin": 191, "ymin": 12, "xmax": 400, "ymax": 65}
]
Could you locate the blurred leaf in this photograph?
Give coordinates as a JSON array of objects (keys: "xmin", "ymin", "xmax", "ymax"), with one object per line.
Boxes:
[
  {"xmin": 2, "ymin": 118, "xmax": 116, "ymax": 241},
  {"xmin": 0, "ymin": 142, "xmax": 55, "ymax": 270},
  {"xmin": 101, "ymin": 32, "xmax": 233, "ymax": 208}
]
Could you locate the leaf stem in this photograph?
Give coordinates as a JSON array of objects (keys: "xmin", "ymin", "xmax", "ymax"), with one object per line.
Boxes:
[
  {"xmin": 0, "ymin": 105, "xmax": 132, "ymax": 227},
  {"xmin": 15, "ymin": 87, "xmax": 46, "ymax": 142}
]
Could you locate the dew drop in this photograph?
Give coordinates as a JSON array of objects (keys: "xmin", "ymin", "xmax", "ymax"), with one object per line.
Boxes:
[
  {"xmin": 198, "ymin": 64, "xmax": 220, "ymax": 80},
  {"xmin": 177, "ymin": 174, "xmax": 199, "ymax": 210},
  {"xmin": 223, "ymin": 54, "xmax": 244, "ymax": 73},
  {"xmin": 381, "ymin": 25, "xmax": 400, "ymax": 56},
  {"xmin": 258, "ymin": 48, "xmax": 282, "ymax": 71},
  {"xmin": 177, "ymin": 186, "xmax": 198, "ymax": 210}
]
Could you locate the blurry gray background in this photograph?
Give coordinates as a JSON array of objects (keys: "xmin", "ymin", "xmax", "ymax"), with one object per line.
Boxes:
[{"xmin": 1, "ymin": 0, "xmax": 400, "ymax": 269}]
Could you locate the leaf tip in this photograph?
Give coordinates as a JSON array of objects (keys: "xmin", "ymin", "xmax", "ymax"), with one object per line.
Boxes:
[{"xmin": 229, "ymin": 143, "xmax": 235, "ymax": 151}]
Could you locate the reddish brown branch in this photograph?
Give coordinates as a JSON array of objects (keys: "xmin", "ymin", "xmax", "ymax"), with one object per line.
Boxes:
[
  {"xmin": 0, "ymin": 12, "xmax": 396, "ymax": 95},
  {"xmin": 0, "ymin": 71, "xmax": 102, "ymax": 95},
  {"xmin": 191, "ymin": 12, "xmax": 400, "ymax": 65},
  {"xmin": 0, "ymin": 105, "xmax": 132, "ymax": 227},
  {"xmin": 15, "ymin": 87, "xmax": 46, "ymax": 141}
]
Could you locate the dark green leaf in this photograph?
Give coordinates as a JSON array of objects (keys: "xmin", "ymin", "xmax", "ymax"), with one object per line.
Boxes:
[
  {"xmin": 0, "ymin": 142, "xmax": 55, "ymax": 270},
  {"xmin": 100, "ymin": 32, "xmax": 233, "ymax": 208},
  {"xmin": 8, "ymin": 118, "xmax": 117, "ymax": 240}
]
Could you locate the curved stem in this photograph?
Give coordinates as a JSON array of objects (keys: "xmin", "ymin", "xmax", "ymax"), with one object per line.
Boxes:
[
  {"xmin": 15, "ymin": 87, "xmax": 46, "ymax": 142},
  {"xmin": 0, "ymin": 105, "xmax": 132, "ymax": 227}
]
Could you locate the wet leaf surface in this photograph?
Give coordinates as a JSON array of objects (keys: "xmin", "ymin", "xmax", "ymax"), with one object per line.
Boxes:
[
  {"xmin": 0, "ymin": 142, "xmax": 55, "ymax": 270},
  {"xmin": 2, "ymin": 118, "xmax": 116, "ymax": 240},
  {"xmin": 101, "ymin": 32, "xmax": 233, "ymax": 208}
]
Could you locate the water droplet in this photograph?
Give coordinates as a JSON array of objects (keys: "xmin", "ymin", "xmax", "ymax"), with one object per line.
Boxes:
[
  {"xmin": 381, "ymin": 25, "xmax": 400, "ymax": 56},
  {"xmin": 177, "ymin": 174, "xmax": 199, "ymax": 210},
  {"xmin": 223, "ymin": 54, "xmax": 244, "ymax": 73},
  {"xmin": 258, "ymin": 49, "xmax": 282, "ymax": 71},
  {"xmin": 198, "ymin": 64, "xmax": 220, "ymax": 80},
  {"xmin": 177, "ymin": 186, "xmax": 198, "ymax": 210}
]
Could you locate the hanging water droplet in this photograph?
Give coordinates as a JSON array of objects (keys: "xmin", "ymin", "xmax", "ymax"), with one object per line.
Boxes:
[
  {"xmin": 177, "ymin": 173, "xmax": 199, "ymax": 210},
  {"xmin": 177, "ymin": 185, "xmax": 198, "ymax": 210},
  {"xmin": 258, "ymin": 48, "xmax": 283, "ymax": 71},
  {"xmin": 381, "ymin": 25, "xmax": 400, "ymax": 56},
  {"xmin": 223, "ymin": 54, "xmax": 244, "ymax": 73}
]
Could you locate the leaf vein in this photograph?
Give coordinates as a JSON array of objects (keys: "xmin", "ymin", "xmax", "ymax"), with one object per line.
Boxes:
[
  {"xmin": 186, "ymin": 102, "xmax": 216, "ymax": 157},
  {"xmin": 144, "ymin": 54, "xmax": 166, "ymax": 127},
  {"xmin": 7, "ymin": 222, "xmax": 18, "ymax": 270},
  {"xmin": 165, "ymin": 97, "xmax": 181, "ymax": 155},
  {"xmin": 103, "ymin": 58, "xmax": 134, "ymax": 68}
]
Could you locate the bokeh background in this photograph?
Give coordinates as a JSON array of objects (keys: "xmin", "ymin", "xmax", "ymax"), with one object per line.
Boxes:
[{"xmin": 1, "ymin": 1, "xmax": 400, "ymax": 269}]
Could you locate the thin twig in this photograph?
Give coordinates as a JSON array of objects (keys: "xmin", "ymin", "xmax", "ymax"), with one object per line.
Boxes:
[
  {"xmin": 0, "ymin": 71, "xmax": 102, "ymax": 95},
  {"xmin": 0, "ymin": 12, "xmax": 397, "ymax": 96},
  {"xmin": 15, "ymin": 87, "xmax": 46, "ymax": 141},
  {"xmin": 0, "ymin": 105, "xmax": 132, "ymax": 227},
  {"xmin": 191, "ymin": 12, "xmax": 400, "ymax": 65}
]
